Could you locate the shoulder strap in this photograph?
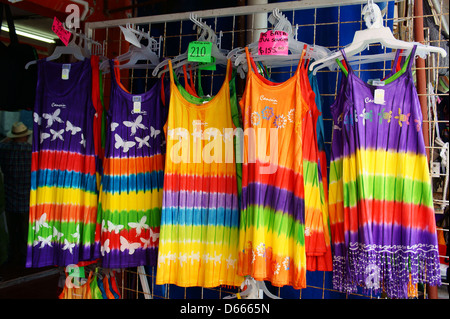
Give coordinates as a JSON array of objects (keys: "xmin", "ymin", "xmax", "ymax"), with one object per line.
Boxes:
[
  {"xmin": 392, "ymin": 49, "xmax": 402, "ymax": 73},
  {"xmin": 108, "ymin": 59, "xmax": 118, "ymax": 85},
  {"xmin": 245, "ymin": 47, "xmax": 254, "ymax": 74},
  {"xmin": 2, "ymin": 4, "xmax": 18, "ymax": 43},
  {"xmin": 168, "ymin": 59, "xmax": 175, "ymax": 86},
  {"xmin": 406, "ymin": 45, "xmax": 417, "ymax": 70}
]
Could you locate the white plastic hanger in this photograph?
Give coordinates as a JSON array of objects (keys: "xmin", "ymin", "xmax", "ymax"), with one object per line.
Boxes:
[
  {"xmin": 100, "ymin": 25, "xmax": 162, "ymax": 73},
  {"xmin": 152, "ymin": 13, "xmax": 228, "ymax": 77},
  {"xmin": 119, "ymin": 23, "xmax": 142, "ymax": 48},
  {"xmin": 223, "ymin": 276, "xmax": 282, "ymax": 299},
  {"xmin": 25, "ymin": 25, "xmax": 87, "ymax": 69},
  {"xmin": 309, "ymin": 0, "xmax": 447, "ymax": 75},
  {"xmin": 230, "ymin": 8, "xmax": 331, "ymax": 78}
]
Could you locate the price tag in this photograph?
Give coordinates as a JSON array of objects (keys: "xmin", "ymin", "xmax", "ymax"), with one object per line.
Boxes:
[
  {"xmin": 61, "ymin": 64, "xmax": 71, "ymax": 80},
  {"xmin": 374, "ymin": 89, "xmax": 385, "ymax": 105},
  {"xmin": 52, "ymin": 17, "xmax": 71, "ymax": 46},
  {"xmin": 133, "ymin": 96, "xmax": 142, "ymax": 114},
  {"xmin": 188, "ymin": 41, "xmax": 213, "ymax": 63},
  {"xmin": 258, "ymin": 30, "xmax": 289, "ymax": 56},
  {"xmin": 198, "ymin": 57, "xmax": 216, "ymax": 71}
]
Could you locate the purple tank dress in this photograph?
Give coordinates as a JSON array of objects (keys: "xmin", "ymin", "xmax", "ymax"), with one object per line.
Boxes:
[
  {"xmin": 27, "ymin": 57, "xmax": 101, "ymax": 267},
  {"xmin": 94, "ymin": 60, "xmax": 168, "ymax": 268},
  {"xmin": 328, "ymin": 46, "xmax": 441, "ymax": 298}
]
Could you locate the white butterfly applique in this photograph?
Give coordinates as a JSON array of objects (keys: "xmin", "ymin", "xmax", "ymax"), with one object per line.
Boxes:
[
  {"xmin": 107, "ymin": 220, "xmax": 124, "ymax": 234},
  {"xmin": 178, "ymin": 253, "xmax": 188, "ymax": 265},
  {"xmin": 38, "ymin": 235, "xmax": 53, "ymax": 248},
  {"xmin": 128, "ymin": 216, "xmax": 150, "ymax": 236},
  {"xmin": 114, "ymin": 134, "xmax": 135, "ymax": 153},
  {"xmin": 123, "ymin": 115, "xmax": 148, "ymax": 136},
  {"xmin": 66, "ymin": 120, "xmax": 82, "ymax": 135},
  {"xmin": 50, "ymin": 128, "xmax": 64, "ymax": 141},
  {"xmin": 33, "ymin": 112, "xmax": 42, "ymax": 125},
  {"xmin": 188, "ymin": 251, "xmax": 200, "ymax": 265},
  {"xmin": 42, "ymin": 108, "xmax": 63, "ymax": 128},
  {"xmin": 135, "ymin": 136, "xmax": 150, "ymax": 149},
  {"xmin": 192, "ymin": 130, "xmax": 202, "ymax": 141},
  {"xmin": 110, "ymin": 122, "xmax": 119, "ymax": 132},
  {"xmin": 101, "ymin": 220, "xmax": 108, "ymax": 234},
  {"xmin": 203, "ymin": 129, "xmax": 221, "ymax": 140},
  {"xmin": 174, "ymin": 128, "xmax": 189, "ymax": 140},
  {"xmin": 62, "ymin": 238, "xmax": 75, "ymax": 254},
  {"xmin": 149, "ymin": 228, "xmax": 159, "ymax": 243},
  {"xmin": 80, "ymin": 134, "xmax": 86, "ymax": 148},
  {"xmin": 71, "ymin": 225, "xmax": 80, "ymax": 242},
  {"xmin": 119, "ymin": 236, "xmax": 140, "ymax": 255},
  {"xmin": 226, "ymin": 254, "xmax": 237, "ymax": 268},
  {"xmin": 140, "ymin": 238, "xmax": 151, "ymax": 249},
  {"xmin": 53, "ymin": 226, "xmax": 64, "ymax": 240},
  {"xmin": 34, "ymin": 213, "xmax": 49, "ymax": 233},
  {"xmin": 40, "ymin": 132, "xmax": 51, "ymax": 144},
  {"xmin": 101, "ymin": 239, "xmax": 110, "ymax": 256},
  {"xmin": 222, "ymin": 129, "xmax": 233, "ymax": 142},
  {"xmin": 150, "ymin": 126, "xmax": 160, "ymax": 138}
]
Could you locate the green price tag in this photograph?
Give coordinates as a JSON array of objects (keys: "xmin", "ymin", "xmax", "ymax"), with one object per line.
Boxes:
[
  {"xmin": 188, "ymin": 41, "xmax": 213, "ymax": 63},
  {"xmin": 198, "ymin": 57, "xmax": 216, "ymax": 71},
  {"xmin": 67, "ymin": 265, "xmax": 85, "ymax": 278}
]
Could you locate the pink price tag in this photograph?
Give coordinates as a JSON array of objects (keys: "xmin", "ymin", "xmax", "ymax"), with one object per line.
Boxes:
[
  {"xmin": 258, "ymin": 30, "xmax": 289, "ymax": 56},
  {"xmin": 52, "ymin": 17, "xmax": 71, "ymax": 46}
]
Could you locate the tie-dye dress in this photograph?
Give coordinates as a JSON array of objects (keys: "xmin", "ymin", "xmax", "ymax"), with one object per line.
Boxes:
[
  {"xmin": 95, "ymin": 60, "xmax": 168, "ymax": 268},
  {"xmin": 27, "ymin": 57, "xmax": 102, "ymax": 267},
  {"xmin": 155, "ymin": 60, "xmax": 243, "ymax": 287},
  {"xmin": 237, "ymin": 48, "xmax": 309, "ymax": 289},
  {"xmin": 328, "ymin": 46, "xmax": 441, "ymax": 298}
]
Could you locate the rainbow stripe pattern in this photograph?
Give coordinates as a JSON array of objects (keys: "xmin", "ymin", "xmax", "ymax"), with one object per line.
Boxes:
[
  {"xmin": 95, "ymin": 60, "xmax": 167, "ymax": 268},
  {"xmin": 155, "ymin": 60, "xmax": 243, "ymax": 287},
  {"xmin": 27, "ymin": 57, "xmax": 101, "ymax": 267},
  {"xmin": 329, "ymin": 47, "xmax": 441, "ymax": 298},
  {"xmin": 237, "ymin": 48, "xmax": 308, "ymax": 289}
]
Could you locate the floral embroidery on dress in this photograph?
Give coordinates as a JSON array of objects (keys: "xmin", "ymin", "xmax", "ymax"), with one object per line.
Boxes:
[
  {"xmin": 287, "ymin": 108, "xmax": 295, "ymax": 123},
  {"xmin": 250, "ymin": 111, "xmax": 261, "ymax": 126},
  {"xmin": 273, "ymin": 114, "xmax": 287, "ymax": 129},
  {"xmin": 261, "ymin": 106, "xmax": 274, "ymax": 120}
]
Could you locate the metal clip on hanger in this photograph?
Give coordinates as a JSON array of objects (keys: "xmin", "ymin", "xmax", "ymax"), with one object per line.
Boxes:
[{"xmin": 309, "ymin": 0, "xmax": 447, "ymax": 75}]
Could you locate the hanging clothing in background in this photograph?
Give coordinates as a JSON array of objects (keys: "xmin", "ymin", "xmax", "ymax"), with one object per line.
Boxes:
[
  {"xmin": 0, "ymin": 3, "xmax": 38, "ymax": 112},
  {"xmin": 237, "ymin": 47, "xmax": 308, "ymax": 289},
  {"xmin": 299, "ymin": 58, "xmax": 332, "ymax": 272},
  {"xmin": 59, "ymin": 270, "xmax": 95, "ymax": 299},
  {"xmin": 95, "ymin": 60, "xmax": 168, "ymax": 268},
  {"xmin": 328, "ymin": 46, "xmax": 441, "ymax": 299},
  {"xmin": 156, "ymin": 60, "xmax": 243, "ymax": 288},
  {"xmin": 27, "ymin": 56, "xmax": 102, "ymax": 268},
  {"xmin": 308, "ymin": 72, "xmax": 332, "ymax": 271}
]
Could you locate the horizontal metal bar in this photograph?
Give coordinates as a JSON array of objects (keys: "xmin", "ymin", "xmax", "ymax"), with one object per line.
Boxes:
[{"xmin": 86, "ymin": 0, "xmax": 398, "ymax": 30}]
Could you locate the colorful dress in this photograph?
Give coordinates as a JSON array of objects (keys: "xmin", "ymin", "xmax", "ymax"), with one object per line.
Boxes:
[
  {"xmin": 299, "ymin": 61, "xmax": 332, "ymax": 272},
  {"xmin": 328, "ymin": 46, "xmax": 441, "ymax": 298},
  {"xmin": 238, "ymin": 47, "xmax": 308, "ymax": 289},
  {"xmin": 95, "ymin": 60, "xmax": 167, "ymax": 268},
  {"xmin": 27, "ymin": 57, "xmax": 101, "ymax": 268},
  {"xmin": 156, "ymin": 60, "xmax": 242, "ymax": 287}
]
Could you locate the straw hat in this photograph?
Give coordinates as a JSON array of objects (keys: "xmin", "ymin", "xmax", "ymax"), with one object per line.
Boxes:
[{"xmin": 6, "ymin": 122, "xmax": 32, "ymax": 138}]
